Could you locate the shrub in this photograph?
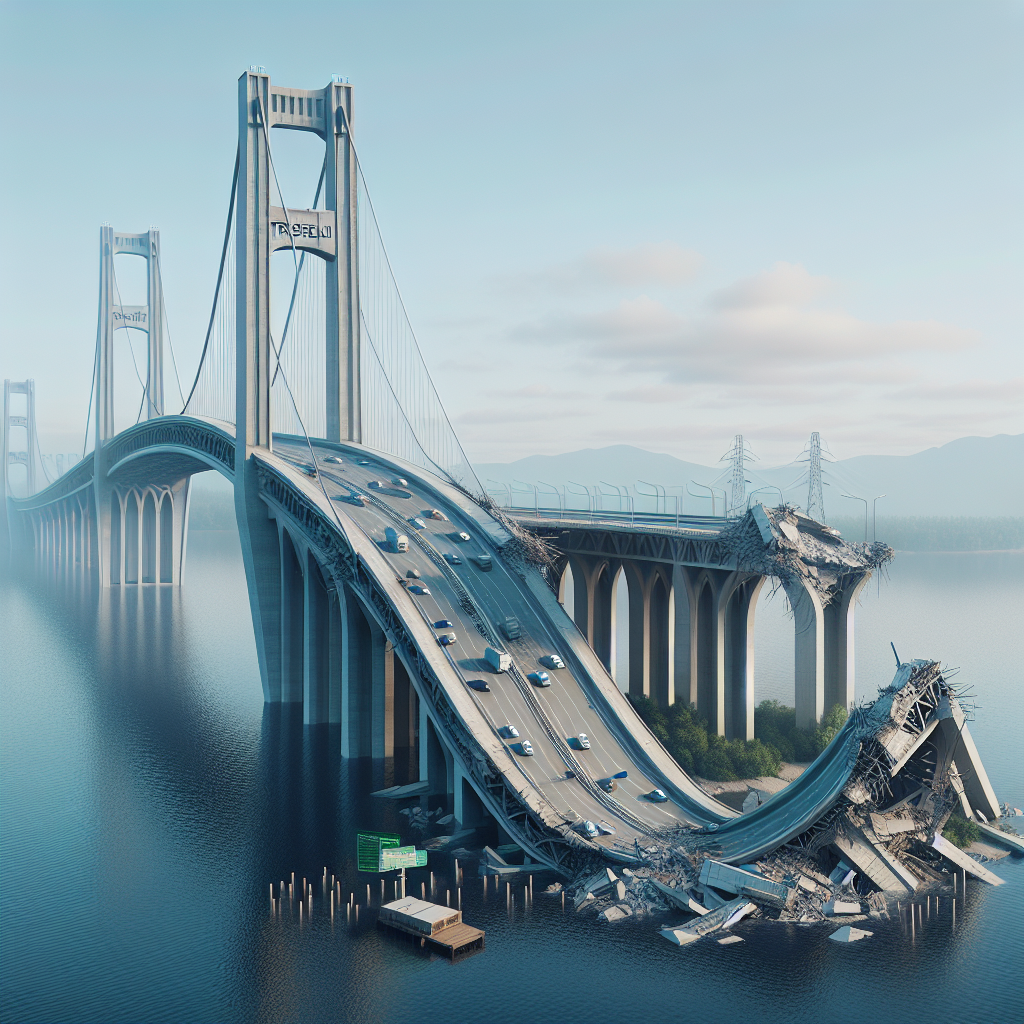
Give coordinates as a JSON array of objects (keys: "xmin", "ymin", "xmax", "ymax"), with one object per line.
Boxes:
[{"xmin": 942, "ymin": 813, "xmax": 981, "ymax": 849}]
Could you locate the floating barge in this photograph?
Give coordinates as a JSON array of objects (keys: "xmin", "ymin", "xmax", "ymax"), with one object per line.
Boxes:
[{"xmin": 377, "ymin": 897, "xmax": 485, "ymax": 959}]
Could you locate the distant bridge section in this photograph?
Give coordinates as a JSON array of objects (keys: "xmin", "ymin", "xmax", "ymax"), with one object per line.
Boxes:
[{"xmin": 510, "ymin": 505, "xmax": 892, "ymax": 734}]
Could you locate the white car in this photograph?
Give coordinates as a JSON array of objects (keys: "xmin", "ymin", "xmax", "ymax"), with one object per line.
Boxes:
[
  {"xmin": 322, "ymin": 455, "xmax": 343, "ymax": 464},
  {"xmin": 498, "ymin": 724, "xmax": 519, "ymax": 739},
  {"xmin": 408, "ymin": 517, "xmax": 426, "ymax": 530},
  {"xmin": 518, "ymin": 741, "xmax": 534, "ymax": 757},
  {"xmin": 539, "ymin": 654, "xmax": 565, "ymax": 670},
  {"xmin": 427, "ymin": 509, "xmax": 449, "ymax": 521},
  {"xmin": 392, "ymin": 477, "xmax": 408, "ymax": 487},
  {"xmin": 453, "ymin": 531, "xmax": 471, "ymax": 542}
]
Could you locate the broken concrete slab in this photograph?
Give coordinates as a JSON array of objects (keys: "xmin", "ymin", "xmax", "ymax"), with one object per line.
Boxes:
[
  {"xmin": 648, "ymin": 879, "xmax": 708, "ymax": 915},
  {"xmin": 371, "ymin": 781, "xmax": 430, "ymax": 799},
  {"xmin": 931, "ymin": 833, "xmax": 1005, "ymax": 885},
  {"xmin": 829, "ymin": 925, "xmax": 873, "ymax": 943},
  {"xmin": 615, "ymin": 880, "xmax": 627, "ymax": 901},
  {"xmin": 598, "ymin": 903, "xmax": 633, "ymax": 923},
  {"xmin": 717, "ymin": 934, "xmax": 744, "ymax": 946},
  {"xmin": 825, "ymin": 900, "xmax": 862, "ymax": 916},
  {"xmin": 699, "ymin": 859, "xmax": 792, "ymax": 905}
]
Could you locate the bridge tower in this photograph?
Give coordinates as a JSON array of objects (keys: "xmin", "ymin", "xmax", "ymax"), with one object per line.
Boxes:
[
  {"xmin": 91, "ymin": 227, "xmax": 167, "ymax": 586},
  {"xmin": 3, "ymin": 379, "xmax": 38, "ymax": 497},
  {"xmin": 235, "ymin": 69, "xmax": 360, "ymax": 704}
]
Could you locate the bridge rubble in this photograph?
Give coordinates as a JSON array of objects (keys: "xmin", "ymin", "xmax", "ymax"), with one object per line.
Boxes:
[{"xmin": 562, "ymin": 659, "xmax": 1019, "ymax": 937}]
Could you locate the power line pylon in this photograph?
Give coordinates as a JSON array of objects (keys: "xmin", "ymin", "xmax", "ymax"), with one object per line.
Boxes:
[{"xmin": 719, "ymin": 434, "xmax": 756, "ymax": 516}]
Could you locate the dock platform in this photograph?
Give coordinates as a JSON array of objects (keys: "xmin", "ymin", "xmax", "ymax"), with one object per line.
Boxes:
[{"xmin": 377, "ymin": 897, "xmax": 485, "ymax": 959}]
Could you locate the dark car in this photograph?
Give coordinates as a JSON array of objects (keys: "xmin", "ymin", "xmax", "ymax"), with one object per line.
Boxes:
[
  {"xmin": 437, "ymin": 633, "xmax": 457, "ymax": 647},
  {"xmin": 644, "ymin": 788, "xmax": 668, "ymax": 803},
  {"xmin": 433, "ymin": 619, "xmax": 453, "ymax": 629},
  {"xmin": 466, "ymin": 679, "xmax": 490, "ymax": 693}
]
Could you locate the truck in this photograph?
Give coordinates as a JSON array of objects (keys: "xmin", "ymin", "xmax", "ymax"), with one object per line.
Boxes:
[
  {"xmin": 500, "ymin": 616, "xmax": 521, "ymax": 641},
  {"xmin": 384, "ymin": 527, "xmax": 409, "ymax": 553},
  {"xmin": 484, "ymin": 647, "xmax": 512, "ymax": 673}
]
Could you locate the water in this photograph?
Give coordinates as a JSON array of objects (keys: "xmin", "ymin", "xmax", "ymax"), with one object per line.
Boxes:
[{"xmin": 1, "ymin": 531, "xmax": 1022, "ymax": 1024}]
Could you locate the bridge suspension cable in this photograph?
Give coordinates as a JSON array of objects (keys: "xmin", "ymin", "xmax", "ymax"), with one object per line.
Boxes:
[{"xmin": 181, "ymin": 149, "xmax": 239, "ymax": 425}]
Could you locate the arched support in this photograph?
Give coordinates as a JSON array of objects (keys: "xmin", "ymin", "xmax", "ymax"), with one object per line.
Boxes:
[
  {"xmin": 623, "ymin": 561, "xmax": 673, "ymax": 705},
  {"xmin": 784, "ymin": 578, "xmax": 826, "ymax": 731},
  {"xmin": 720, "ymin": 573, "xmax": 766, "ymax": 742}
]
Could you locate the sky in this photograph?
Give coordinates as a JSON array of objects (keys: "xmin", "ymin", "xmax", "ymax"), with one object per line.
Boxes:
[{"xmin": 1, "ymin": 0, "xmax": 1021, "ymax": 467}]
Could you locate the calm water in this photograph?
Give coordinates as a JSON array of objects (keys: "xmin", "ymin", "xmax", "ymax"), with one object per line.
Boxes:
[{"xmin": 1, "ymin": 528, "xmax": 1022, "ymax": 1024}]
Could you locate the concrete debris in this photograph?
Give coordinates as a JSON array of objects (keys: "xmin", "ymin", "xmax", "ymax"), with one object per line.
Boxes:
[
  {"xmin": 829, "ymin": 925, "xmax": 873, "ymax": 943},
  {"xmin": 824, "ymin": 900, "xmax": 862, "ymax": 916},
  {"xmin": 598, "ymin": 903, "xmax": 633, "ymax": 923},
  {"xmin": 561, "ymin": 660, "xmax": 1008, "ymax": 947},
  {"xmin": 543, "ymin": 882, "xmax": 563, "ymax": 894},
  {"xmin": 717, "ymin": 935, "xmax": 744, "ymax": 946}
]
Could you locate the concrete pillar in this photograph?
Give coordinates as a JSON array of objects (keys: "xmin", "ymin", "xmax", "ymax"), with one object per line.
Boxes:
[
  {"xmin": 591, "ymin": 562, "xmax": 617, "ymax": 672},
  {"xmin": 453, "ymin": 761, "xmax": 466, "ymax": 824},
  {"xmin": 418, "ymin": 697, "xmax": 429, "ymax": 783},
  {"xmin": 823, "ymin": 573, "xmax": 869, "ymax": 716},
  {"xmin": 279, "ymin": 528, "xmax": 304, "ymax": 703},
  {"xmin": 786, "ymin": 578, "xmax": 826, "ymax": 731},
  {"xmin": 327, "ymin": 588, "xmax": 345, "ymax": 724},
  {"xmin": 371, "ymin": 636, "xmax": 395, "ymax": 760},
  {"xmin": 340, "ymin": 587, "xmax": 374, "ymax": 758},
  {"xmin": 721, "ymin": 574, "xmax": 766, "ymax": 741},
  {"xmin": 303, "ymin": 552, "xmax": 331, "ymax": 724}
]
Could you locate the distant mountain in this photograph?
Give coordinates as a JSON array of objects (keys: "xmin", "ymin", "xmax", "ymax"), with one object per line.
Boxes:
[{"xmin": 474, "ymin": 434, "xmax": 1023, "ymax": 518}]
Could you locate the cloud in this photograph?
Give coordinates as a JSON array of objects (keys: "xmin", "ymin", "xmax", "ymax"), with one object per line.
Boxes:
[
  {"xmin": 514, "ymin": 263, "xmax": 978, "ymax": 385},
  {"xmin": 499, "ymin": 242, "xmax": 704, "ymax": 296}
]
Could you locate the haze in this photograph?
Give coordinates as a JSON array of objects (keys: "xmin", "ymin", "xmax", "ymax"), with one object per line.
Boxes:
[{"xmin": 0, "ymin": 0, "xmax": 1020, "ymax": 465}]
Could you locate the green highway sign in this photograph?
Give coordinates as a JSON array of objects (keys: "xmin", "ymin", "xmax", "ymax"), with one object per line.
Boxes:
[
  {"xmin": 379, "ymin": 846, "xmax": 429, "ymax": 870},
  {"xmin": 357, "ymin": 831, "xmax": 401, "ymax": 873}
]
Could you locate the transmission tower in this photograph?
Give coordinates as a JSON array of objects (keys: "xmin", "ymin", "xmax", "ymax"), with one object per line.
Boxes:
[
  {"xmin": 795, "ymin": 431, "xmax": 838, "ymax": 523},
  {"xmin": 719, "ymin": 434, "xmax": 756, "ymax": 515}
]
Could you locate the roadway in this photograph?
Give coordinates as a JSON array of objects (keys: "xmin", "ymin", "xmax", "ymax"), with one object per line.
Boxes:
[{"xmin": 275, "ymin": 438, "xmax": 705, "ymax": 852}]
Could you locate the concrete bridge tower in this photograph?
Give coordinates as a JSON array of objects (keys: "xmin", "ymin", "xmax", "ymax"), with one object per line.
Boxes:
[{"xmin": 235, "ymin": 69, "xmax": 361, "ymax": 708}]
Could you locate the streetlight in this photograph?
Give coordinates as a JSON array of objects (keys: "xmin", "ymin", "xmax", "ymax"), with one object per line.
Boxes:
[
  {"xmin": 747, "ymin": 485, "xmax": 784, "ymax": 509},
  {"xmin": 841, "ymin": 493, "xmax": 868, "ymax": 542},
  {"xmin": 871, "ymin": 494, "xmax": 886, "ymax": 543},
  {"xmin": 538, "ymin": 481, "xmax": 564, "ymax": 517}
]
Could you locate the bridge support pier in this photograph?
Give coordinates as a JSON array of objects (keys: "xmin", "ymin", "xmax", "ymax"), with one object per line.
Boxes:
[
  {"xmin": 567, "ymin": 555, "xmax": 618, "ymax": 672},
  {"xmin": 787, "ymin": 573, "xmax": 870, "ymax": 731}
]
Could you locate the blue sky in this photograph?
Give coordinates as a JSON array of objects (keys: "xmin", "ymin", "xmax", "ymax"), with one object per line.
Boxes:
[{"xmin": 1, "ymin": 0, "xmax": 1021, "ymax": 465}]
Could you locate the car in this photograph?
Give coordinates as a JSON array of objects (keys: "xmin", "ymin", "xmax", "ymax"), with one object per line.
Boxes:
[
  {"xmin": 577, "ymin": 820, "xmax": 599, "ymax": 838},
  {"xmin": 644, "ymin": 788, "xmax": 668, "ymax": 803},
  {"xmin": 596, "ymin": 820, "xmax": 617, "ymax": 835},
  {"xmin": 471, "ymin": 554, "xmax": 492, "ymax": 571},
  {"xmin": 569, "ymin": 733, "xmax": 591, "ymax": 750},
  {"xmin": 498, "ymin": 724, "xmax": 519, "ymax": 739},
  {"xmin": 433, "ymin": 620, "xmax": 453, "ymax": 629},
  {"xmin": 408, "ymin": 517, "xmax": 426, "ymax": 530},
  {"xmin": 406, "ymin": 569, "xmax": 421, "ymax": 579},
  {"xmin": 444, "ymin": 552, "xmax": 462, "ymax": 565},
  {"xmin": 527, "ymin": 671, "xmax": 550, "ymax": 687},
  {"xmin": 368, "ymin": 480, "xmax": 384, "ymax": 489},
  {"xmin": 700, "ymin": 822, "xmax": 720, "ymax": 833},
  {"xmin": 357, "ymin": 460, "xmax": 371, "ymax": 465},
  {"xmin": 598, "ymin": 778, "xmax": 618, "ymax": 793},
  {"xmin": 408, "ymin": 585, "xmax": 431, "ymax": 595},
  {"xmin": 453, "ymin": 531, "xmax": 471, "ymax": 542},
  {"xmin": 392, "ymin": 477, "xmax": 408, "ymax": 487},
  {"xmin": 517, "ymin": 741, "xmax": 534, "ymax": 757},
  {"xmin": 333, "ymin": 493, "xmax": 367, "ymax": 507},
  {"xmin": 466, "ymin": 679, "xmax": 490, "ymax": 693},
  {"xmin": 427, "ymin": 508, "xmax": 449, "ymax": 521},
  {"xmin": 322, "ymin": 455, "xmax": 343, "ymax": 464},
  {"xmin": 301, "ymin": 463, "xmax": 317, "ymax": 477},
  {"xmin": 437, "ymin": 632, "xmax": 457, "ymax": 646},
  {"xmin": 539, "ymin": 654, "xmax": 565, "ymax": 670}
]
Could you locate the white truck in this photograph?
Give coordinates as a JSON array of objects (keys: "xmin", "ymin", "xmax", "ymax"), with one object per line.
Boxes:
[
  {"xmin": 484, "ymin": 647, "xmax": 512, "ymax": 673},
  {"xmin": 384, "ymin": 527, "xmax": 409, "ymax": 553}
]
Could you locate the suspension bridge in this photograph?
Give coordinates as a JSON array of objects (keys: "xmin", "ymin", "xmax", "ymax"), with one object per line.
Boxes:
[{"xmin": 1, "ymin": 71, "xmax": 1005, "ymax": 881}]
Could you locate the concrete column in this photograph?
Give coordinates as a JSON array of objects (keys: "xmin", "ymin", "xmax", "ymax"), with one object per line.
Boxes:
[
  {"xmin": 786, "ymin": 578, "xmax": 826, "ymax": 731},
  {"xmin": 279, "ymin": 528, "xmax": 304, "ymax": 703},
  {"xmin": 303, "ymin": 552, "xmax": 331, "ymax": 724},
  {"xmin": 721, "ymin": 574, "xmax": 766, "ymax": 742},
  {"xmin": 453, "ymin": 761, "xmax": 465, "ymax": 824},
  {"xmin": 568, "ymin": 555, "xmax": 593, "ymax": 641},
  {"xmin": 340, "ymin": 587, "xmax": 374, "ymax": 758},
  {"xmin": 823, "ymin": 573, "xmax": 869, "ymax": 716},
  {"xmin": 418, "ymin": 697, "xmax": 429, "ymax": 783},
  {"xmin": 591, "ymin": 562, "xmax": 617, "ymax": 672},
  {"xmin": 624, "ymin": 562, "xmax": 673, "ymax": 705},
  {"xmin": 327, "ymin": 589, "xmax": 344, "ymax": 724},
  {"xmin": 673, "ymin": 565, "xmax": 698, "ymax": 708},
  {"xmin": 371, "ymin": 637, "xmax": 395, "ymax": 760}
]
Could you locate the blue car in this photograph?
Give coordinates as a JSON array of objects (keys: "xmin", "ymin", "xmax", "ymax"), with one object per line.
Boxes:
[
  {"xmin": 527, "ymin": 671, "xmax": 550, "ymax": 687},
  {"xmin": 433, "ymin": 620, "xmax": 453, "ymax": 629},
  {"xmin": 437, "ymin": 633, "xmax": 457, "ymax": 647},
  {"xmin": 644, "ymin": 789, "xmax": 668, "ymax": 803}
]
